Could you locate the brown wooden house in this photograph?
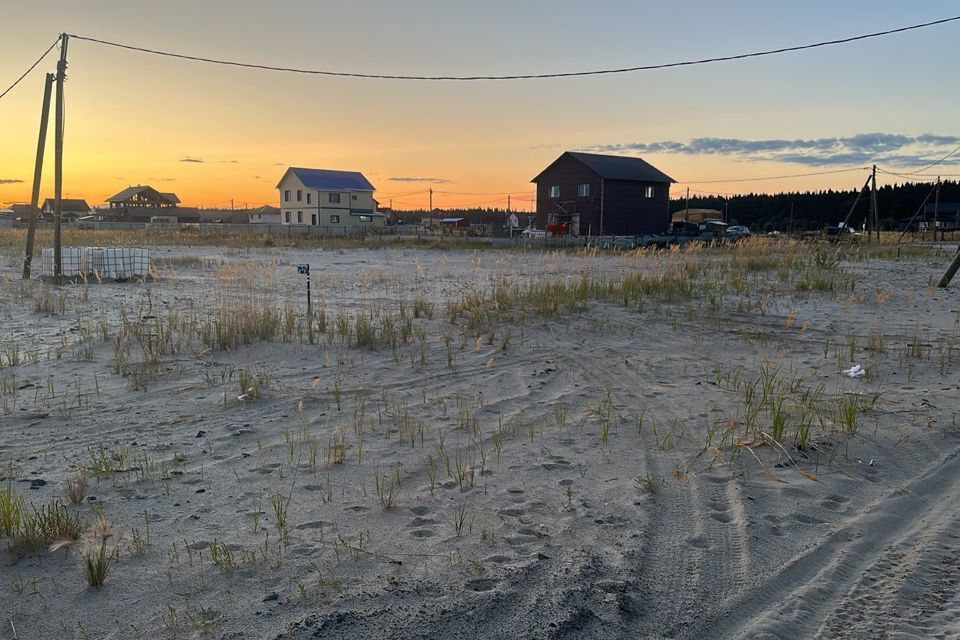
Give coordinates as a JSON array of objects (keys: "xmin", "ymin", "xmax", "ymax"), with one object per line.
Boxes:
[{"xmin": 531, "ymin": 152, "xmax": 675, "ymax": 236}]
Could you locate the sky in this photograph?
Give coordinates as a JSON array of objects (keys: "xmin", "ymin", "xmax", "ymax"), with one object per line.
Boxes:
[{"xmin": 1, "ymin": 1, "xmax": 959, "ymax": 210}]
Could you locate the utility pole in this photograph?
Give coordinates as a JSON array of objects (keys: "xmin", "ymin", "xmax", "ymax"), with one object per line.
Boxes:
[
  {"xmin": 53, "ymin": 34, "xmax": 69, "ymax": 285},
  {"xmin": 429, "ymin": 188, "xmax": 433, "ymax": 228},
  {"xmin": 869, "ymin": 164, "xmax": 879, "ymax": 242},
  {"xmin": 22, "ymin": 73, "xmax": 55, "ymax": 280},
  {"xmin": 933, "ymin": 177, "xmax": 941, "ymax": 242},
  {"xmin": 685, "ymin": 187, "xmax": 690, "ymax": 222}
]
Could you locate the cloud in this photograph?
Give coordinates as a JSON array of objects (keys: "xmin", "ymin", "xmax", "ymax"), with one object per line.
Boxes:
[
  {"xmin": 180, "ymin": 157, "xmax": 205, "ymax": 163},
  {"xmin": 388, "ymin": 176, "xmax": 452, "ymax": 184},
  {"xmin": 577, "ymin": 133, "xmax": 960, "ymax": 168},
  {"xmin": 0, "ymin": 178, "xmax": 24, "ymax": 184},
  {"xmin": 218, "ymin": 160, "xmax": 239, "ymax": 164}
]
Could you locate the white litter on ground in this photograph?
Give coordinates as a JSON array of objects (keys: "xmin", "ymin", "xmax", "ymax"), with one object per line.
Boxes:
[{"xmin": 843, "ymin": 364, "xmax": 866, "ymax": 378}]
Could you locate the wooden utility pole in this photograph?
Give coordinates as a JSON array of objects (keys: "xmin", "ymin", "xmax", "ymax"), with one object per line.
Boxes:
[
  {"xmin": 428, "ymin": 188, "xmax": 433, "ymax": 228},
  {"xmin": 53, "ymin": 34, "xmax": 69, "ymax": 285},
  {"xmin": 869, "ymin": 164, "xmax": 879, "ymax": 242},
  {"xmin": 684, "ymin": 187, "xmax": 690, "ymax": 222},
  {"xmin": 937, "ymin": 243, "xmax": 960, "ymax": 288},
  {"xmin": 22, "ymin": 73, "xmax": 55, "ymax": 280}
]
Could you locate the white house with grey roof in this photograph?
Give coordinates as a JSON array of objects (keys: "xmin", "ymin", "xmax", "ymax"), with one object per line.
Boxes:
[{"xmin": 276, "ymin": 167, "xmax": 383, "ymax": 228}]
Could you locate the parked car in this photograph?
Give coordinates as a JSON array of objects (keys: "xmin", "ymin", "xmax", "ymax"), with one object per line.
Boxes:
[{"xmin": 726, "ymin": 225, "xmax": 751, "ymax": 240}]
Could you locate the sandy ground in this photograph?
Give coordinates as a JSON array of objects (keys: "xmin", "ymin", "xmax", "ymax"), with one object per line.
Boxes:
[{"xmin": 1, "ymin": 242, "xmax": 959, "ymax": 639}]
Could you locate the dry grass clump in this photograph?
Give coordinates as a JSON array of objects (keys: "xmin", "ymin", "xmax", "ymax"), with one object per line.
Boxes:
[
  {"xmin": 64, "ymin": 472, "xmax": 89, "ymax": 505},
  {"xmin": 80, "ymin": 517, "xmax": 118, "ymax": 588},
  {"xmin": 0, "ymin": 486, "xmax": 85, "ymax": 552},
  {"xmin": 0, "ymin": 480, "xmax": 24, "ymax": 536},
  {"xmin": 447, "ymin": 267, "xmax": 699, "ymax": 335}
]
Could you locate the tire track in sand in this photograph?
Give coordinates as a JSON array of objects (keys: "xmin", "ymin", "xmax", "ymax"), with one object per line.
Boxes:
[{"xmin": 694, "ymin": 447, "xmax": 960, "ymax": 640}]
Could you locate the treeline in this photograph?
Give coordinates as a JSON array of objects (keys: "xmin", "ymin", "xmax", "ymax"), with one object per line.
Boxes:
[{"xmin": 674, "ymin": 180, "xmax": 960, "ymax": 231}]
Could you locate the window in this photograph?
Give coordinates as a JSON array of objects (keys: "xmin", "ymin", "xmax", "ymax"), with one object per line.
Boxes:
[
  {"xmin": 358, "ymin": 215, "xmax": 372, "ymax": 222},
  {"xmin": 284, "ymin": 211, "xmax": 290, "ymax": 223},
  {"xmin": 296, "ymin": 190, "xmax": 302, "ymax": 202},
  {"xmin": 284, "ymin": 190, "xmax": 290, "ymax": 202},
  {"xmin": 352, "ymin": 195, "xmax": 357, "ymax": 200},
  {"xmin": 330, "ymin": 215, "xmax": 340, "ymax": 224},
  {"xmin": 578, "ymin": 183, "xmax": 590, "ymax": 197},
  {"xmin": 549, "ymin": 185, "xmax": 560, "ymax": 198},
  {"xmin": 297, "ymin": 211, "xmax": 303, "ymax": 223},
  {"xmin": 329, "ymin": 193, "xmax": 341, "ymax": 204},
  {"xmin": 306, "ymin": 193, "xmax": 312, "ymax": 204},
  {"xmin": 644, "ymin": 186, "xmax": 654, "ymax": 198},
  {"xmin": 311, "ymin": 213, "xmax": 317, "ymax": 225}
]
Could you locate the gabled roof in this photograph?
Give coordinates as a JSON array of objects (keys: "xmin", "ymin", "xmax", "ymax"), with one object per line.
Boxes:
[
  {"xmin": 277, "ymin": 167, "xmax": 375, "ymax": 191},
  {"xmin": 532, "ymin": 151, "xmax": 676, "ymax": 184},
  {"xmin": 42, "ymin": 198, "xmax": 91, "ymax": 212},
  {"xmin": 107, "ymin": 186, "xmax": 179, "ymax": 204}
]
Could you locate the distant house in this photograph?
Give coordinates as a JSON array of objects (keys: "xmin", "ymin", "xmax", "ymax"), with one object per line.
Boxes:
[
  {"xmin": 7, "ymin": 204, "xmax": 36, "ymax": 220},
  {"xmin": 107, "ymin": 186, "xmax": 179, "ymax": 210},
  {"xmin": 41, "ymin": 198, "xmax": 91, "ymax": 222},
  {"xmin": 276, "ymin": 167, "xmax": 384, "ymax": 227},
  {"xmin": 532, "ymin": 152, "xmax": 676, "ymax": 236},
  {"xmin": 249, "ymin": 205, "xmax": 282, "ymax": 224},
  {"xmin": 106, "ymin": 186, "xmax": 190, "ymax": 222}
]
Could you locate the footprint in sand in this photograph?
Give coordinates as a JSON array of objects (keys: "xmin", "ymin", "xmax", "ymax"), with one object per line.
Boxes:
[
  {"xmin": 686, "ymin": 535, "xmax": 711, "ymax": 549},
  {"xmin": 409, "ymin": 529, "xmax": 436, "ymax": 539},
  {"xmin": 464, "ymin": 578, "xmax": 498, "ymax": 592},
  {"xmin": 709, "ymin": 511, "xmax": 734, "ymax": 524},
  {"xmin": 781, "ymin": 487, "xmax": 812, "ymax": 500},
  {"xmin": 408, "ymin": 506, "xmax": 432, "ymax": 516},
  {"xmin": 790, "ymin": 513, "xmax": 825, "ymax": 525},
  {"xmin": 407, "ymin": 517, "xmax": 439, "ymax": 527},
  {"xmin": 705, "ymin": 500, "xmax": 728, "ymax": 513}
]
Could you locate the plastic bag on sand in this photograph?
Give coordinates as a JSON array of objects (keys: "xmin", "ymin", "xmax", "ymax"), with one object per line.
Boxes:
[{"xmin": 843, "ymin": 364, "xmax": 866, "ymax": 378}]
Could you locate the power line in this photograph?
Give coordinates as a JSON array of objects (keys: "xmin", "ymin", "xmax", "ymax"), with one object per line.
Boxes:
[
  {"xmin": 901, "ymin": 143, "xmax": 960, "ymax": 175},
  {"xmin": 0, "ymin": 38, "xmax": 60, "ymax": 101},
  {"xmin": 678, "ymin": 166, "xmax": 870, "ymax": 185},
  {"xmin": 68, "ymin": 15, "xmax": 960, "ymax": 81},
  {"xmin": 876, "ymin": 167, "xmax": 960, "ymax": 180}
]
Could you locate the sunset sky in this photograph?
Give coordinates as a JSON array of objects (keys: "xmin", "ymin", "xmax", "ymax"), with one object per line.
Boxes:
[{"xmin": 2, "ymin": 1, "xmax": 959, "ymax": 210}]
